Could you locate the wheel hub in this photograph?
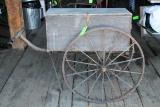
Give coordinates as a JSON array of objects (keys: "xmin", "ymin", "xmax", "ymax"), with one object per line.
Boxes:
[{"xmin": 101, "ymin": 67, "xmax": 107, "ymax": 73}]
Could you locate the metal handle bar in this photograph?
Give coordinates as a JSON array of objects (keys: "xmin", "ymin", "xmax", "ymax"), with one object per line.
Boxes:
[{"xmin": 10, "ymin": 27, "xmax": 48, "ymax": 52}]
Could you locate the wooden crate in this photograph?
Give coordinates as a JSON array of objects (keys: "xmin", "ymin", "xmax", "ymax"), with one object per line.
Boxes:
[{"xmin": 45, "ymin": 8, "xmax": 132, "ymax": 51}]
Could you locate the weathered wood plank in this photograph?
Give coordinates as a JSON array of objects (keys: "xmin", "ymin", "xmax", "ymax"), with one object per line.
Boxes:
[
  {"xmin": 0, "ymin": 50, "xmax": 43, "ymax": 107},
  {"xmin": 104, "ymin": 78, "xmax": 114, "ymax": 107},
  {"xmin": 0, "ymin": 50, "xmax": 24, "ymax": 75},
  {"xmin": 72, "ymin": 53, "xmax": 89, "ymax": 107},
  {"xmin": 0, "ymin": 49, "xmax": 17, "ymax": 69},
  {"xmin": 0, "ymin": 50, "xmax": 24, "ymax": 91},
  {"xmin": 6, "ymin": 27, "xmax": 47, "ymax": 107},
  {"xmin": 44, "ymin": 53, "xmax": 61, "ymax": 107},
  {"xmin": 104, "ymin": 77, "xmax": 125, "ymax": 107},
  {"xmin": 147, "ymin": 56, "xmax": 160, "ymax": 76},
  {"xmin": 0, "ymin": 26, "xmax": 46, "ymax": 107},
  {"xmin": 144, "ymin": 57, "xmax": 160, "ymax": 102},
  {"xmin": 59, "ymin": 53, "xmax": 74, "ymax": 107},
  {"xmin": 24, "ymin": 53, "xmax": 56, "ymax": 107},
  {"xmin": 118, "ymin": 71, "xmax": 143, "ymax": 107},
  {"xmin": 112, "ymin": 79, "xmax": 125, "ymax": 107},
  {"xmin": 8, "ymin": 51, "xmax": 47, "ymax": 107},
  {"xmin": 88, "ymin": 61, "xmax": 106, "ymax": 107},
  {"xmin": 143, "ymin": 37, "xmax": 160, "ymax": 56},
  {"xmin": 5, "ymin": 0, "xmax": 26, "ymax": 49},
  {"xmin": 129, "ymin": 62, "xmax": 160, "ymax": 107}
]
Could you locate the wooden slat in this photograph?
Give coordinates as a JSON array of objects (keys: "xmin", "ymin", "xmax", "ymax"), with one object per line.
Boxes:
[
  {"xmin": 145, "ymin": 57, "xmax": 160, "ymax": 102},
  {"xmin": 44, "ymin": 53, "xmax": 61, "ymax": 107},
  {"xmin": 147, "ymin": 56, "xmax": 160, "ymax": 76},
  {"xmin": 143, "ymin": 37, "xmax": 160, "ymax": 56},
  {"xmin": 0, "ymin": 49, "xmax": 43, "ymax": 107},
  {"xmin": 88, "ymin": 61, "xmax": 106, "ymax": 107},
  {"xmin": 0, "ymin": 49, "xmax": 17, "ymax": 69},
  {"xmin": 72, "ymin": 53, "xmax": 89, "ymax": 107},
  {"xmin": 24, "ymin": 53, "xmax": 57, "ymax": 107},
  {"xmin": 0, "ymin": 50, "xmax": 24, "ymax": 91},
  {"xmin": 118, "ymin": 71, "xmax": 143, "ymax": 107},
  {"xmin": 129, "ymin": 62, "xmax": 160, "ymax": 107},
  {"xmin": 0, "ymin": 24, "xmax": 46, "ymax": 107},
  {"xmin": 0, "ymin": 50, "xmax": 24, "ymax": 75},
  {"xmin": 105, "ymin": 78, "xmax": 125, "ymax": 107},
  {"xmin": 59, "ymin": 53, "xmax": 74, "ymax": 107},
  {"xmin": 8, "ymin": 51, "xmax": 47, "ymax": 107},
  {"xmin": 5, "ymin": 0, "xmax": 26, "ymax": 49},
  {"xmin": 88, "ymin": 81, "xmax": 106, "ymax": 107},
  {"xmin": 104, "ymin": 79, "xmax": 114, "ymax": 107}
]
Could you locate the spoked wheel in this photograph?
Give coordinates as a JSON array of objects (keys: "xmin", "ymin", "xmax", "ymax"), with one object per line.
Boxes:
[{"xmin": 62, "ymin": 27, "xmax": 145, "ymax": 103}]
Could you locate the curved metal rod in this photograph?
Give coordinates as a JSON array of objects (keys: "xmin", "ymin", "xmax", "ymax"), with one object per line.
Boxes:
[
  {"xmin": 10, "ymin": 27, "xmax": 48, "ymax": 52},
  {"xmin": 9, "ymin": 27, "xmax": 25, "ymax": 44},
  {"xmin": 20, "ymin": 35, "xmax": 48, "ymax": 52}
]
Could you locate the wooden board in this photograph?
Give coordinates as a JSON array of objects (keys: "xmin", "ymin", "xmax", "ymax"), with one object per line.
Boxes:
[
  {"xmin": 44, "ymin": 53, "xmax": 61, "ymax": 107},
  {"xmin": 0, "ymin": 24, "xmax": 46, "ymax": 107},
  {"xmin": 5, "ymin": 0, "xmax": 26, "ymax": 49},
  {"xmin": 144, "ymin": 59, "xmax": 160, "ymax": 104},
  {"xmin": 0, "ymin": 50, "xmax": 24, "ymax": 92},
  {"xmin": 58, "ymin": 53, "xmax": 74, "ymax": 107},
  {"xmin": 8, "ymin": 51, "xmax": 47, "ymax": 107},
  {"xmin": 24, "ymin": 53, "xmax": 56, "ymax": 107},
  {"xmin": 118, "ymin": 70, "xmax": 143, "ymax": 107},
  {"xmin": 72, "ymin": 53, "xmax": 89, "ymax": 107},
  {"xmin": 129, "ymin": 62, "xmax": 160, "ymax": 107}
]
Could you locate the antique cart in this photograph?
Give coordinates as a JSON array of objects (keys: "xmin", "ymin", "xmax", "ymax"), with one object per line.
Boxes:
[{"xmin": 12, "ymin": 8, "xmax": 145, "ymax": 103}]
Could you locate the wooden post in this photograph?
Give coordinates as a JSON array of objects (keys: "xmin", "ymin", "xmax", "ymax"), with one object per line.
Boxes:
[{"xmin": 5, "ymin": 0, "xmax": 26, "ymax": 49}]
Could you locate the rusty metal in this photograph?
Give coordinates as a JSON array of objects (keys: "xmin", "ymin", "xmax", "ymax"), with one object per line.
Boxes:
[
  {"xmin": 62, "ymin": 27, "xmax": 145, "ymax": 103},
  {"xmin": 20, "ymin": 35, "xmax": 48, "ymax": 52}
]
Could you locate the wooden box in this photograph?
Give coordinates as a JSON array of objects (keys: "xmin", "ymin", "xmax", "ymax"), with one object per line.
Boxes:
[{"xmin": 45, "ymin": 8, "xmax": 132, "ymax": 51}]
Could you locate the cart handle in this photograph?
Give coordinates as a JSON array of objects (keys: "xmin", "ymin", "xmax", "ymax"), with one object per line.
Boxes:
[{"xmin": 10, "ymin": 27, "xmax": 48, "ymax": 52}]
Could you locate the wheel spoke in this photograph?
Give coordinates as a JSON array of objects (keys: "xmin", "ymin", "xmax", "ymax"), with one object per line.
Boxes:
[
  {"xmin": 71, "ymin": 57, "xmax": 88, "ymax": 68},
  {"xmin": 108, "ymin": 58, "xmax": 122, "ymax": 70},
  {"xmin": 105, "ymin": 73, "xmax": 119, "ymax": 97},
  {"xmin": 102, "ymin": 30, "xmax": 106, "ymax": 65},
  {"xmin": 109, "ymin": 57, "xmax": 142, "ymax": 65},
  {"xmin": 73, "ymin": 46, "xmax": 101, "ymax": 67},
  {"xmin": 106, "ymin": 43, "xmax": 135, "ymax": 67},
  {"xmin": 106, "ymin": 33, "xmax": 121, "ymax": 62},
  {"xmin": 66, "ymin": 69, "xmax": 100, "ymax": 76},
  {"xmin": 86, "ymin": 36, "xmax": 102, "ymax": 63},
  {"xmin": 73, "ymin": 71, "xmax": 98, "ymax": 90},
  {"xmin": 121, "ymin": 55, "xmax": 130, "ymax": 59},
  {"xmin": 102, "ymin": 73, "xmax": 105, "ymax": 102},
  {"xmin": 109, "ymin": 71, "xmax": 132, "ymax": 88},
  {"xmin": 103, "ymin": 50, "xmax": 106, "ymax": 66},
  {"xmin": 65, "ymin": 59, "xmax": 97, "ymax": 66},
  {"xmin": 86, "ymin": 72, "xmax": 102, "ymax": 99},
  {"xmin": 109, "ymin": 69, "xmax": 142, "ymax": 74}
]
